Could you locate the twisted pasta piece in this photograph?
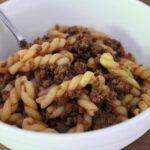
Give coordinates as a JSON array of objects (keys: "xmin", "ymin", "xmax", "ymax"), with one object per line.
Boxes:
[
  {"xmin": 119, "ymin": 58, "xmax": 135, "ymax": 71},
  {"xmin": 48, "ymin": 29, "xmax": 69, "ymax": 38},
  {"xmin": 100, "ymin": 53, "xmax": 140, "ymax": 89},
  {"xmin": 132, "ymin": 64, "xmax": 150, "ymax": 82},
  {"xmin": 46, "ymin": 105, "xmax": 65, "ymax": 119},
  {"xmin": 140, "ymin": 94, "xmax": 150, "ymax": 107},
  {"xmin": 0, "ymin": 87, "xmax": 20, "ymax": 121},
  {"xmin": 122, "ymin": 88, "xmax": 141, "ymax": 111},
  {"xmin": 22, "ymin": 117, "xmax": 58, "ymax": 133},
  {"xmin": 66, "ymin": 36, "xmax": 76, "ymax": 45},
  {"xmin": 67, "ymin": 114, "xmax": 92, "ymax": 133},
  {"xmin": 96, "ymin": 41, "xmax": 116, "ymax": 56},
  {"xmin": 120, "ymin": 58, "xmax": 150, "ymax": 82},
  {"xmin": 0, "ymin": 99, "xmax": 12, "ymax": 121},
  {"xmin": 97, "ymin": 75, "xmax": 109, "ymax": 91},
  {"xmin": 21, "ymin": 81, "xmax": 41, "ymax": 121},
  {"xmin": 77, "ymin": 94, "xmax": 98, "ymax": 116},
  {"xmin": 0, "ymin": 38, "xmax": 66, "ymax": 73},
  {"xmin": 112, "ymin": 100, "xmax": 128, "ymax": 121},
  {"xmin": 7, "ymin": 113, "xmax": 24, "ymax": 127},
  {"xmin": 8, "ymin": 50, "xmax": 73, "ymax": 74},
  {"xmin": 133, "ymin": 100, "xmax": 149, "ymax": 115},
  {"xmin": 36, "ymin": 71, "xmax": 96, "ymax": 108},
  {"xmin": 21, "ymin": 38, "xmax": 66, "ymax": 62},
  {"xmin": 0, "ymin": 53, "xmax": 20, "ymax": 73},
  {"xmin": 0, "ymin": 76, "xmax": 28, "ymax": 121}
]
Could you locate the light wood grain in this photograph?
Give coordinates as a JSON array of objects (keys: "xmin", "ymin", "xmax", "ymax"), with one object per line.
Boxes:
[{"xmin": 0, "ymin": 0, "xmax": 149, "ymax": 150}]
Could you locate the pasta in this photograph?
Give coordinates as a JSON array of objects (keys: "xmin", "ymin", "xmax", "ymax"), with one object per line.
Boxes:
[
  {"xmin": 100, "ymin": 53, "xmax": 140, "ymax": 89},
  {"xmin": 0, "ymin": 25, "xmax": 150, "ymax": 133},
  {"xmin": 9, "ymin": 50, "xmax": 73, "ymax": 74},
  {"xmin": 21, "ymin": 81, "xmax": 41, "ymax": 121},
  {"xmin": 77, "ymin": 94, "xmax": 98, "ymax": 116},
  {"xmin": 67, "ymin": 114, "xmax": 92, "ymax": 133},
  {"xmin": 46, "ymin": 105, "xmax": 65, "ymax": 119},
  {"xmin": 22, "ymin": 117, "xmax": 58, "ymax": 133},
  {"xmin": 36, "ymin": 71, "xmax": 96, "ymax": 108},
  {"xmin": 0, "ymin": 38, "xmax": 66, "ymax": 74}
]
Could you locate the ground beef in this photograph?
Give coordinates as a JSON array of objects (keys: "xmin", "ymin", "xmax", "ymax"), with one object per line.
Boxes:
[
  {"xmin": 105, "ymin": 73, "xmax": 131, "ymax": 95},
  {"xmin": 41, "ymin": 80, "xmax": 51, "ymax": 88},
  {"xmin": 92, "ymin": 112, "xmax": 118, "ymax": 129},
  {"xmin": 56, "ymin": 93, "xmax": 70, "ymax": 106},
  {"xmin": 38, "ymin": 64, "xmax": 69, "ymax": 87},
  {"xmin": 104, "ymin": 38, "xmax": 125, "ymax": 57},
  {"xmin": 72, "ymin": 62, "xmax": 87, "ymax": 75},
  {"xmin": 54, "ymin": 65, "xmax": 69, "ymax": 84},
  {"xmin": 90, "ymin": 43, "xmax": 104, "ymax": 57},
  {"xmin": 108, "ymin": 79, "xmax": 131, "ymax": 94},
  {"xmin": 65, "ymin": 30, "xmax": 93, "ymax": 61},
  {"xmin": 67, "ymin": 89, "xmax": 83, "ymax": 99}
]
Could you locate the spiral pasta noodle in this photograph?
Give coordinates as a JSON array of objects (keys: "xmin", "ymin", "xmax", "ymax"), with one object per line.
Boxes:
[
  {"xmin": 36, "ymin": 71, "xmax": 96, "ymax": 108},
  {"xmin": 9, "ymin": 50, "xmax": 73, "ymax": 74},
  {"xmin": 46, "ymin": 105, "xmax": 65, "ymax": 119},
  {"xmin": 100, "ymin": 53, "xmax": 140, "ymax": 89},
  {"xmin": 21, "ymin": 81, "xmax": 42, "ymax": 121},
  {"xmin": 22, "ymin": 117, "xmax": 58, "ymax": 133},
  {"xmin": 0, "ymin": 86, "xmax": 20, "ymax": 121},
  {"xmin": 7, "ymin": 113, "xmax": 24, "ymax": 127},
  {"xmin": 132, "ymin": 64, "xmax": 150, "ymax": 82},
  {"xmin": 112, "ymin": 100, "xmax": 128, "ymax": 121},
  {"xmin": 122, "ymin": 88, "xmax": 141, "ymax": 111},
  {"xmin": 77, "ymin": 94, "xmax": 98, "ymax": 116}
]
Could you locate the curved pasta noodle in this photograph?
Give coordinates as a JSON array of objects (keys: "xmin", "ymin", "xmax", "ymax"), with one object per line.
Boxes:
[
  {"xmin": 77, "ymin": 94, "xmax": 98, "ymax": 116},
  {"xmin": 100, "ymin": 53, "xmax": 140, "ymax": 89},
  {"xmin": 21, "ymin": 38, "xmax": 66, "ymax": 62},
  {"xmin": 132, "ymin": 64, "xmax": 150, "ymax": 82},
  {"xmin": 48, "ymin": 29, "xmax": 69, "ymax": 38},
  {"xmin": 8, "ymin": 50, "xmax": 73, "ymax": 74},
  {"xmin": 96, "ymin": 41, "xmax": 116, "ymax": 56},
  {"xmin": 0, "ymin": 87, "xmax": 20, "ymax": 121},
  {"xmin": 67, "ymin": 114, "xmax": 92, "ymax": 133},
  {"xmin": 0, "ymin": 76, "xmax": 29, "ymax": 121},
  {"xmin": 120, "ymin": 58, "xmax": 150, "ymax": 82},
  {"xmin": 21, "ymin": 81, "xmax": 41, "ymax": 121},
  {"xmin": 122, "ymin": 88, "xmax": 141, "ymax": 110},
  {"xmin": 46, "ymin": 105, "xmax": 65, "ymax": 119},
  {"xmin": 7, "ymin": 113, "xmax": 24, "ymax": 127},
  {"xmin": 0, "ymin": 38, "xmax": 66, "ymax": 74},
  {"xmin": 36, "ymin": 71, "xmax": 96, "ymax": 108},
  {"xmin": 112, "ymin": 100, "xmax": 128, "ymax": 121},
  {"xmin": 22, "ymin": 117, "xmax": 58, "ymax": 133},
  {"xmin": 0, "ymin": 54, "xmax": 20, "ymax": 73}
]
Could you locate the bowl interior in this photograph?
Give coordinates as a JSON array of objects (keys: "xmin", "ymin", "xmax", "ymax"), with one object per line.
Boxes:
[{"xmin": 0, "ymin": 0, "xmax": 150, "ymax": 149}]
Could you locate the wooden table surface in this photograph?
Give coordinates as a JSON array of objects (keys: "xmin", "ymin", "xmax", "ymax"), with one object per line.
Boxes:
[{"xmin": 0, "ymin": 0, "xmax": 150, "ymax": 149}]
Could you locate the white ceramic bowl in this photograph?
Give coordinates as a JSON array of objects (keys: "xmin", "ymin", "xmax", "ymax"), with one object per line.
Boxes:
[{"xmin": 0, "ymin": 0, "xmax": 150, "ymax": 150}]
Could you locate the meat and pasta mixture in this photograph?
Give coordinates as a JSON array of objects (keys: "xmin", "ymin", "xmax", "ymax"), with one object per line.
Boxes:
[{"xmin": 0, "ymin": 25, "xmax": 150, "ymax": 133}]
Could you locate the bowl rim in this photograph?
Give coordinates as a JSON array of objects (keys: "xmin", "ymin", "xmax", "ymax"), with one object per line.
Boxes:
[
  {"xmin": 0, "ymin": 0, "xmax": 150, "ymax": 139},
  {"xmin": 0, "ymin": 108, "xmax": 149, "ymax": 138}
]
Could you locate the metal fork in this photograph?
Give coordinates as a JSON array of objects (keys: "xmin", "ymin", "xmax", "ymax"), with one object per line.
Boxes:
[{"xmin": 0, "ymin": 9, "xmax": 27, "ymax": 48}]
